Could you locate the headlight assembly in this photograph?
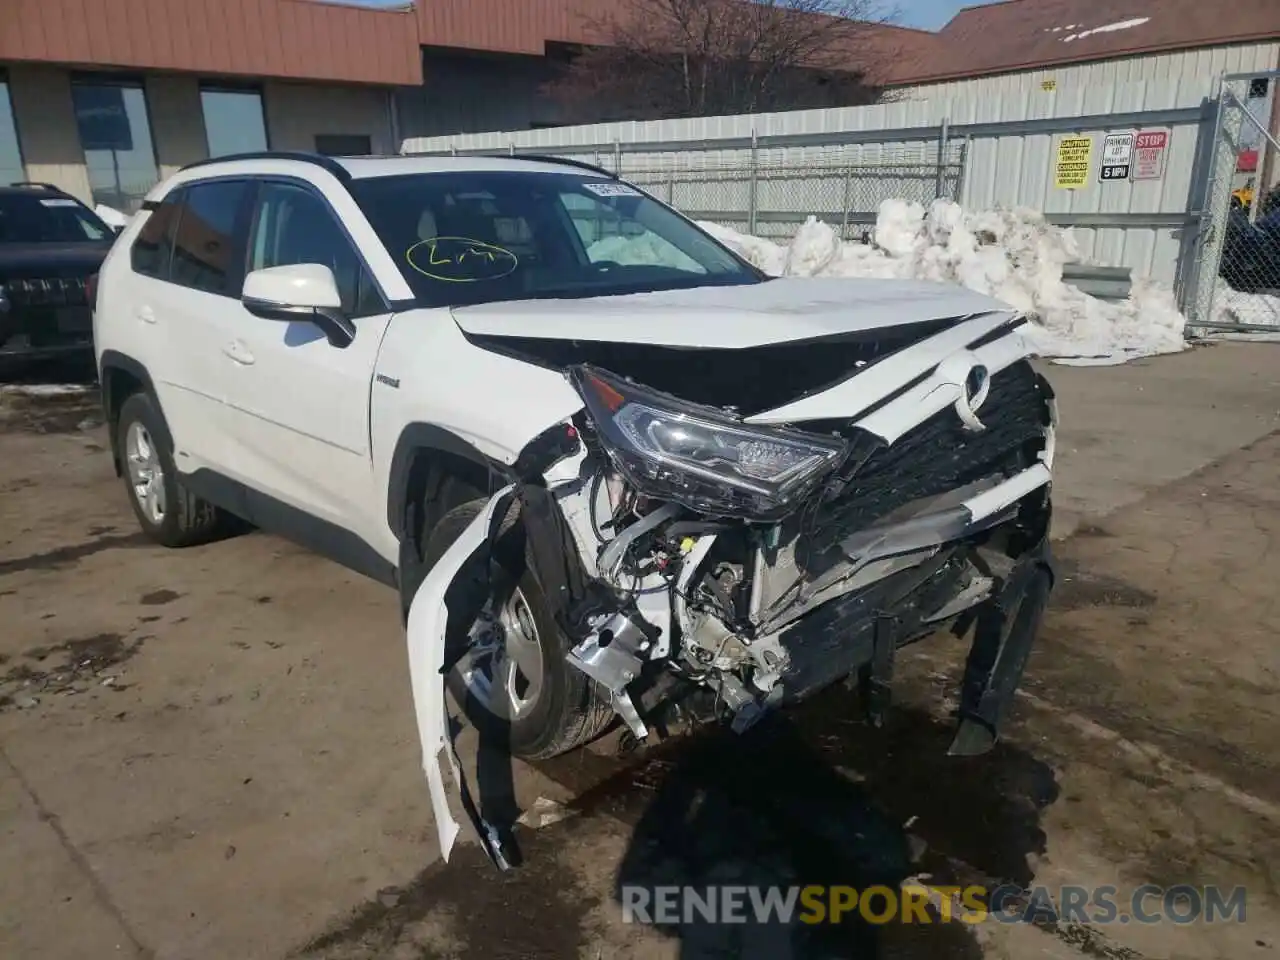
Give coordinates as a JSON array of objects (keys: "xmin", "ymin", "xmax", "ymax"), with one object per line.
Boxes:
[{"xmin": 570, "ymin": 365, "xmax": 847, "ymax": 519}]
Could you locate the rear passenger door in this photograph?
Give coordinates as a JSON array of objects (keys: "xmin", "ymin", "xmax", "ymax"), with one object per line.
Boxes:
[
  {"xmin": 220, "ymin": 178, "xmax": 392, "ymax": 557},
  {"xmin": 127, "ymin": 179, "xmax": 253, "ymax": 479}
]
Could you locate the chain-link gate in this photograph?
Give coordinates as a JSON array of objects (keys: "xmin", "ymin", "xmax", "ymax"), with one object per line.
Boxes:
[
  {"xmin": 578, "ymin": 136, "xmax": 966, "ymax": 242},
  {"xmin": 1191, "ymin": 71, "xmax": 1280, "ymax": 333}
]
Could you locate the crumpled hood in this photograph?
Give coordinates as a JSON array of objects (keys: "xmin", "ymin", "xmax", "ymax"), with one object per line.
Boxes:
[{"xmin": 450, "ymin": 277, "xmax": 1015, "ymax": 349}]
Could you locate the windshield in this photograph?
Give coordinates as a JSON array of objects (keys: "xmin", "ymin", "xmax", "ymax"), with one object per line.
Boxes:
[
  {"xmin": 350, "ymin": 170, "xmax": 762, "ymax": 308},
  {"xmin": 0, "ymin": 194, "xmax": 111, "ymax": 244}
]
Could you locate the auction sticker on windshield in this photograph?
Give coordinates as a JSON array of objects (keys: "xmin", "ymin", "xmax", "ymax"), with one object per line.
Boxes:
[
  {"xmin": 583, "ymin": 182, "xmax": 642, "ymax": 198},
  {"xmin": 1100, "ymin": 133, "xmax": 1134, "ymax": 181}
]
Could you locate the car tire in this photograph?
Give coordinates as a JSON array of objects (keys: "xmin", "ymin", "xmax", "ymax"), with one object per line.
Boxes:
[
  {"xmin": 117, "ymin": 391, "xmax": 224, "ymax": 548},
  {"xmin": 421, "ymin": 498, "xmax": 614, "ymax": 760}
]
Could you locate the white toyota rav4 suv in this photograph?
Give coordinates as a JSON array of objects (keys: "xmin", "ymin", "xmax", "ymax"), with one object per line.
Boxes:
[{"xmin": 94, "ymin": 151, "xmax": 1056, "ymax": 864}]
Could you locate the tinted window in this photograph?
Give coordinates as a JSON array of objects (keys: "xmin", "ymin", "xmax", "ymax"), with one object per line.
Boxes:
[
  {"xmin": 70, "ymin": 78, "xmax": 159, "ymax": 213},
  {"xmin": 0, "ymin": 78, "xmax": 24, "ymax": 186},
  {"xmin": 200, "ymin": 88, "xmax": 268, "ymax": 158},
  {"xmin": 248, "ymin": 181, "xmax": 382, "ymax": 316},
  {"xmin": 351, "ymin": 171, "xmax": 758, "ymax": 309},
  {"xmin": 131, "ymin": 193, "xmax": 182, "ymax": 276},
  {"xmin": 0, "ymin": 193, "xmax": 111, "ymax": 244},
  {"xmin": 171, "ymin": 180, "xmax": 249, "ymax": 295}
]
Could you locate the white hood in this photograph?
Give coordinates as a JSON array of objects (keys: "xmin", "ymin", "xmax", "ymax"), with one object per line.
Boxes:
[{"xmin": 450, "ymin": 277, "xmax": 1016, "ymax": 349}]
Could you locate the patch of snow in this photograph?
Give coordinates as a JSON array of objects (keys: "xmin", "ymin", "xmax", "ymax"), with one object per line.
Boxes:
[
  {"xmin": 696, "ymin": 199, "xmax": 1189, "ymax": 366},
  {"xmin": 1210, "ymin": 282, "xmax": 1280, "ymax": 330},
  {"xmin": 94, "ymin": 204, "xmax": 131, "ymax": 228},
  {"xmin": 1062, "ymin": 17, "xmax": 1149, "ymax": 43},
  {"xmin": 0, "ymin": 384, "xmax": 95, "ymax": 397}
]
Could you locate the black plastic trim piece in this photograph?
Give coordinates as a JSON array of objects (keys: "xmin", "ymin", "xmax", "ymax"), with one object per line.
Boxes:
[
  {"xmin": 179, "ymin": 151, "xmax": 353, "ymax": 183},
  {"xmin": 490, "ymin": 154, "xmax": 619, "ymax": 179},
  {"xmin": 385, "ymin": 423, "xmax": 512, "ymax": 540},
  {"xmin": 183, "ymin": 469, "xmax": 397, "ymax": 587},
  {"xmin": 9, "ymin": 181, "xmax": 66, "ymax": 193},
  {"xmin": 98, "ymin": 350, "xmax": 171, "ymax": 472}
]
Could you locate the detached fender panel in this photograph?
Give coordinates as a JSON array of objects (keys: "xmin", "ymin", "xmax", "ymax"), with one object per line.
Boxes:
[{"xmin": 405, "ymin": 483, "xmax": 516, "ymax": 868}]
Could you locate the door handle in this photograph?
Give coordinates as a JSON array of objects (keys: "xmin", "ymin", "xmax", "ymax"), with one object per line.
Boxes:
[
  {"xmin": 222, "ymin": 340, "xmax": 255, "ymax": 365},
  {"xmin": 136, "ymin": 306, "xmax": 156, "ymax": 324}
]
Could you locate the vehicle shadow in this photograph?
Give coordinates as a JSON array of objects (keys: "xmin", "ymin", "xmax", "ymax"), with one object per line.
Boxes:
[{"xmin": 603, "ymin": 699, "xmax": 1059, "ymax": 959}]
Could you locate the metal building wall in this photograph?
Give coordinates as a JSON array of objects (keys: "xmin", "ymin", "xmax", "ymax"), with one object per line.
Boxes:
[
  {"xmin": 901, "ymin": 42, "xmax": 1280, "ymax": 102},
  {"xmin": 402, "ymin": 74, "xmax": 1215, "ymax": 287}
]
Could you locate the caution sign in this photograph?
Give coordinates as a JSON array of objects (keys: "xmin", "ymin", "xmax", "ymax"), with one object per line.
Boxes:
[
  {"xmin": 1133, "ymin": 129, "xmax": 1170, "ymax": 181},
  {"xmin": 1055, "ymin": 136, "xmax": 1093, "ymax": 189},
  {"xmin": 1100, "ymin": 133, "xmax": 1134, "ymax": 181}
]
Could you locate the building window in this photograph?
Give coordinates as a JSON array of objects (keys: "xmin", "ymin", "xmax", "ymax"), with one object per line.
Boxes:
[
  {"xmin": 200, "ymin": 86, "xmax": 268, "ymax": 158},
  {"xmin": 0, "ymin": 75, "xmax": 24, "ymax": 185},
  {"xmin": 314, "ymin": 134, "xmax": 372, "ymax": 157},
  {"xmin": 70, "ymin": 76, "xmax": 159, "ymax": 214}
]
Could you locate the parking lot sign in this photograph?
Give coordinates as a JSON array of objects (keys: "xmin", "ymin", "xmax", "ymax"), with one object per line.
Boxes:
[{"xmin": 1100, "ymin": 133, "xmax": 1134, "ymax": 181}]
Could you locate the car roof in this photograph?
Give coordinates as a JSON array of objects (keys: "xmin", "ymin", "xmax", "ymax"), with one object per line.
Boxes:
[
  {"xmin": 335, "ymin": 155, "xmax": 613, "ymax": 180},
  {"xmin": 0, "ymin": 183, "xmax": 81, "ymax": 199},
  {"xmin": 175, "ymin": 152, "xmax": 614, "ymax": 184}
]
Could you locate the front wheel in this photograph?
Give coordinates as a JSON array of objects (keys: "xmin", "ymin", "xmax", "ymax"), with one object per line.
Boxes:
[{"xmin": 421, "ymin": 499, "xmax": 614, "ymax": 760}]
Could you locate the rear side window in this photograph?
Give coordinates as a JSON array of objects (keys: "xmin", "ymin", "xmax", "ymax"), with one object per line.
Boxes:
[
  {"xmin": 170, "ymin": 180, "xmax": 250, "ymax": 296},
  {"xmin": 131, "ymin": 193, "xmax": 182, "ymax": 277}
]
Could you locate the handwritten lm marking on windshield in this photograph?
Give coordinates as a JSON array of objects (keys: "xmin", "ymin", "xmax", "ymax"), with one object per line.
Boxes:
[{"xmin": 406, "ymin": 237, "xmax": 519, "ymax": 283}]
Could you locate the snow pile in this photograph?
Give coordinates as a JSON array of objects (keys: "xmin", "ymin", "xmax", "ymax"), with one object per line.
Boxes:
[
  {"xmin": 1211, "ymin": 282, "xmax": 1280, "ymax": 331},
  {"xmin": 698, "ymin": 199, "xmax": 1188, "ymax": 365},
  {"xmin": 1062, "ymin": 18, "xmax": 1149, "ymax": 43},
  {"xmin": 95, "ymin": 204, "xmax": 131, "ymax": 228}
]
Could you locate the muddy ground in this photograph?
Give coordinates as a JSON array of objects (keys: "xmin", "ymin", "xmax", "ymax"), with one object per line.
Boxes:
[{"xmin": 1, "ymin": 343, "xmax": 1279, "ymax": 960}]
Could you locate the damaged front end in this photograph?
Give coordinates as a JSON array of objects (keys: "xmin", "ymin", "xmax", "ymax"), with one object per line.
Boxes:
[{"xmin": 407, "ymin": 323, "xmax": 1057, "ymax": 866}]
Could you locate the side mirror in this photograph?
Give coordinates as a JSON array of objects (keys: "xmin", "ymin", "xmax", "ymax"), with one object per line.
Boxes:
[{"xmin": 242, "ymin": 264, "xmax": 355, "ymax": 348}]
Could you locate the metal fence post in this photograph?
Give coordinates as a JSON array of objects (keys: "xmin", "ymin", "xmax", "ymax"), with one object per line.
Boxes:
[
  {"xmin": 748, "ymin": 129, "xmax": 759, "ymax": 235},
  {"xmin": 841, "ymin": 162, "xmax": 852, "ymax": 238},
  {"xmin": 614, "ymin": 139, "xmax": 621, "ymax": 175},
  {"xmin": 935, "ymin": 118, "xmax": 950, "ymax": 200}
]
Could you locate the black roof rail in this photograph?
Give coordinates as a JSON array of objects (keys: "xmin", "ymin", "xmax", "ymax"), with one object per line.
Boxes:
[
  {"xmin": 10, "ymin": 181, "xmax": 66, "ymax": 192},
  {"xmin": 494, "ymin": 153, "xmax": 619, "ymax": 179},
  {"xmin": 178, "ymin": 151, "xmax": 352, "ymax": 183}
]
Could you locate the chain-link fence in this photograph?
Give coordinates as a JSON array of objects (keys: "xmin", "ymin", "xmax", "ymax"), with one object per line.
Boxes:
[
  {"xmin": 571, "ymin": 139, "xmax": 966, "ymax": 241},
  {"xmin": 1191, "ymin": 72, "xmax": 1280, "ymax": 333}
]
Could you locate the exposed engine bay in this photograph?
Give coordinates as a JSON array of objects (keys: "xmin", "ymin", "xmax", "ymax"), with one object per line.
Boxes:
[
  {"xmin": 406, "ymin": 308, "xmax": 1057, "ymax": 869},
  {"xmin": 546, "ymin": 356, "xmax": 1056, "ymax": 744}
]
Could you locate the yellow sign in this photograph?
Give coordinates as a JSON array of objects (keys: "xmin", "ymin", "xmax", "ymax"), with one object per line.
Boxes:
[
  {"xmin": 1055, "ymin": 136, "xmax": 1093, "ymax": 189},
  {"xmin": 1041, "ymin": 79, "xmax": 1057, "ymax": 91}
]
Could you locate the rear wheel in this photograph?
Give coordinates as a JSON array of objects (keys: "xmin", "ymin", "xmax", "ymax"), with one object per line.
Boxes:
[
  {"xmin": 117, "ymin": 391, "xmax": 224, "ymax": 547},
  {"xmin": 421, "ymin": 499, "xmax": 614, "ymax": 759}
]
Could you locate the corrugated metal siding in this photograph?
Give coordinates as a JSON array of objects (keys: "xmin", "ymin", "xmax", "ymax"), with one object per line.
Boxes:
[
  {"xmin": 902, "ymin": 42, "xmax": 1280, "ymax": 101},
  {"xmin": 415, "ymin": 0, "xmax": 612, "ymax": 54},
  {"xmin": 0, "ymin": 0, "xmax": 421, "ymax": 86},
  {"xmin": 402, "ymin": 75, "xmax": 1225, "ymax": 285}
]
